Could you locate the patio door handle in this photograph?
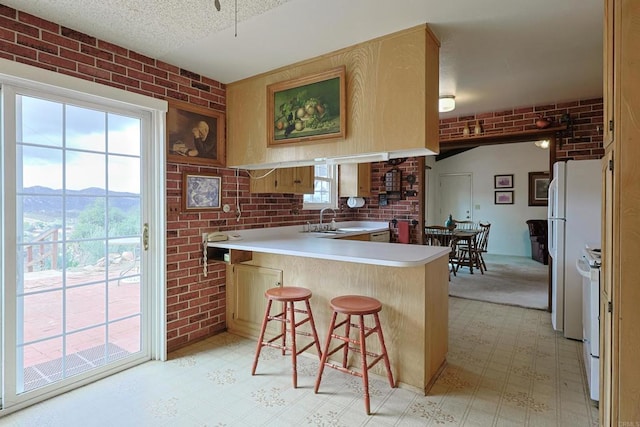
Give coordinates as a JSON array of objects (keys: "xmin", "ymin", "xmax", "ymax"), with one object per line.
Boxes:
[{"xmin": 143, "ymin": 223, "xmax": 149, "ymax": 251}]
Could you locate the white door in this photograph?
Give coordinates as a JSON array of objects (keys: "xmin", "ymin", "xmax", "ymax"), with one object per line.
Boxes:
[
  {"xmin": 1, "ymin": 84, "xmax": 162, "ymax": 410},
  {"xmin": 438, "ymin": 173, "xmax": 473, "ymax": 224}
]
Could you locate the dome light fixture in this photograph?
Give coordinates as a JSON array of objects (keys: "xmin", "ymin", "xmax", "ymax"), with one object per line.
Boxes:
[
  {"xmin": 439, "ymin": 95, "xmax": 456, "ymax": 113},
  {"xmin": 535, "ymin": 139, "xmax": 550, "ymax": 149}
]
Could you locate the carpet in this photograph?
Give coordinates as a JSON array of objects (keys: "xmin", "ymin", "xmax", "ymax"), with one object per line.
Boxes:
[{"xmin": 449, "ymin": 253, "xmax": 548, "ymax": 310}]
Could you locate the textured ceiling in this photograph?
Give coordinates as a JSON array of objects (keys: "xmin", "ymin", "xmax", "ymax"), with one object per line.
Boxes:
[{"xmin": 5, "ymin": 0, "xmax": 603, "ymax": 118}]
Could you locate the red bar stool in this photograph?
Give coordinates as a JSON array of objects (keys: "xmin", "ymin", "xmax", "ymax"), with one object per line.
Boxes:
[
  {"xmin": 251, "ymin": 286, "xmax": 322, "ymax": 388},
  {"xmin": 314, "ymin": 295, "xmax": 395, "ymax": 415}
]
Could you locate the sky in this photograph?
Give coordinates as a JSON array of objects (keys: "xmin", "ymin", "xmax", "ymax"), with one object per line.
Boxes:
[{"xmin": 18, "ymin": 95, "xmax": 141, "ymax": 194}]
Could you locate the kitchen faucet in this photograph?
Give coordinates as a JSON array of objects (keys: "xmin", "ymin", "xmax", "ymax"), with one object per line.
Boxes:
[{"xmin": 319, "ymin": 207, "xmax": 337, "ymax": 230}]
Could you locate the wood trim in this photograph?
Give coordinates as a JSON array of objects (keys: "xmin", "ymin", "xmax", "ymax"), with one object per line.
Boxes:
[{"xmin": 439, "ymin": 126, "xmax": 567, "ymax": 150}]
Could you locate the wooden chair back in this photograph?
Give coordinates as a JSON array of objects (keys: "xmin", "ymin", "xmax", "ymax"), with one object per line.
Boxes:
[
  {"xmin": 424, "ymin": 225, "xmax": 452, "ymax": 246},
  {"xmin": 453, "ymin": 219, "xmax": 476, "ymax": 230},
  {"xmin": 476, "ymin": 222, "xmax": 491, "ymax": 252}
]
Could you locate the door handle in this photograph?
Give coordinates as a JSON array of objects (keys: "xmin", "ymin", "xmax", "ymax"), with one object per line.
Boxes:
[{"xmin": 143, "ymin": 223, "xmax": 149, "ymax": 251}]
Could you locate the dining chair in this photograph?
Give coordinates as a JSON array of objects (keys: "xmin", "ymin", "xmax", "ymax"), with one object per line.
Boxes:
[
  {"xmin": 474, "ymin": 222, "xmax": 491, "ymax": 271},
  {"xmin": 425, "ymin": 225, "xmax": 457, "ymax": 277}
]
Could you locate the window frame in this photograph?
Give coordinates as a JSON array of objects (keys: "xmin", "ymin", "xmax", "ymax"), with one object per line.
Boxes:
[{"xmin": 303, "ymin": 164, "xmax": 338, "ymax": 210}]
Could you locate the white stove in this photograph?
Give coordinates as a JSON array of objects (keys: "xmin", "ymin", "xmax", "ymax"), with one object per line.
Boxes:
[
  {"xmin": 583, "ymin": 246, "xmax": 601, "ymax": 267},
  {"xmin": 577, "ymin": 245, "xmax": 601, "ymax": 401}
]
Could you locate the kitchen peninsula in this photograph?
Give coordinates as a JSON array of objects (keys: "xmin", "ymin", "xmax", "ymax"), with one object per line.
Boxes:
[{"xmin": 207, "ymin": 222, "xmax": 451, "ymax": 394}]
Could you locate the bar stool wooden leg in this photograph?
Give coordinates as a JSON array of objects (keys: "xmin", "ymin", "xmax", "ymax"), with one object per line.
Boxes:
[
  {"xmin": 342, "ymin": 314, "xmax": 351, "ymax": 368},
  {"xmin": 314, "ymin": 311, "xmax": 337, "ymax": 393},
  {"xmin": 315, "ymin": 295, "xmax": 395, "ymax": 415},
  {"xmin": 374, "ymin": 312, "xmax": 395, "ymax": 388},
  {"xmin": 304, "ymin": 299, "xmax": 323, "ymax": 356},
  {"xmin": 252, "ymin": 287, "xmax": 321, "ymax": 389},
  {"xmin": 288, "ymin": 301, "xmax": 298, "ymax": 388},
  {"xmin": 251, "ymin": 299, "xmax": 273, "ymax": 376},
  {"xmin": 358, "ymin": 314, "xmax": 371, "ymax": 415}
]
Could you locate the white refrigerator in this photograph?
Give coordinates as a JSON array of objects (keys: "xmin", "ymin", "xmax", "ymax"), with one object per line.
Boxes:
[{"xmin": 548, "ymin": 159, "xmax": 602, "ymax": 340}]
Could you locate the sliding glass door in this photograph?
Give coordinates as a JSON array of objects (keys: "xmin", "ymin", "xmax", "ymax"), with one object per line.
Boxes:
[{"xmin": 1, "ymin": 84, "xmax": 160, "ymax": 409}]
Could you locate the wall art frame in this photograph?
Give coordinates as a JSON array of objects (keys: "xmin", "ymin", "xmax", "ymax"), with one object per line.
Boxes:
[
  {"xmin": 494, "ymin": 174, "xmax": 514, "ymax": 189},
  {"xmin": 528, "ymin": 171, "xmax": 550, "ymax": 206},
  {"xmin": 495, "ymin": 190, "xmax": 514, "ymax": 205},
  {"xmin": 267, "ymin": 66, "xmax": 346, "ymax": 147},
  {"xmin": 182, "ymin": 171, "xmax": 221, "ymax": 211},
  {"xmin": 167, "ymin": 100, "xmax": 226, "ymax": 167}
]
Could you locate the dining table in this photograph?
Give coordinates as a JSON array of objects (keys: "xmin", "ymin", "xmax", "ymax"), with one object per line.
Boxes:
[{"xmin": 425, "ymin": 227, "xmax": 482, "ymax": 274}]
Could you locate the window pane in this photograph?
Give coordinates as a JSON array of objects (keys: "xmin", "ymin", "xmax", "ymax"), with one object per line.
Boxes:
[
  {"xmin": 315, "ymin": 164, "xmax": 328, "ymax": 177},
  {"xmin": 109, "ymin": 317, "xmax": 140, "ymax": 357},
  {"xmin": 65, "ymin": 327, "xmax": 106, "ymax": 377},
  {"xmin": 108, "ymin": 114, "xmax": 140, "ymax": 156},
  {"xmin": 66, "ymin": 105, "xmax": 106, "ymax": 152},
  {"xmin": 18, "ymin": 95, "xmax": 63, "ymax": 147},
  {"xmin": 66, "ymin": 284, "xmax": 106, "ymax": 332},
  {"xmin": 107, "ymin": 199, "xmax": 141, "ymax": 239},
  {"xmin": 21, "ymin": 290, "xmax": 63, "ymax": 342},
  {"xmin": 108, "ymin": 155, "xmax": 140, "ymax": 194},
  {"xmin": 66, "ymin": 151, "xmax": 106, "ymax": 193},
  {"xmin": 20, "ymin": 146, "xmax": 63, "ymax": 190},
  {"xmin": 19, "ymin": 195, "xmax": 63, "ymax": 245}
]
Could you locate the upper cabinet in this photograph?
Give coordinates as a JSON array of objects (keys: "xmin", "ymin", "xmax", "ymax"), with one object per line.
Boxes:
[
  {"xmin": 226, "ymin": 24, "xmax": 440, "ymax": 169},
  {"xmin": 603, "ymin": 0, "xmax": 615, "ymax": 148},
  {"xmin": 250, "ymin": 166, "xmax": 314, "ymax": 194},
  {"xmin": 339, "ymin": 163, "xmax": 371, "ymax": 197}
]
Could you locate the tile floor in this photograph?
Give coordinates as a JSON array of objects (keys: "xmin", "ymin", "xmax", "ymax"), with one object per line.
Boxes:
[{"xmin": 0, "ymin": 297, "xmax": 599, "ymax": 426}]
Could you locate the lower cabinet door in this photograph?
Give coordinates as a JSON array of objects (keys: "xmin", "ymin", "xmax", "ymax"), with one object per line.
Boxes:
[{"xmin": 229, "ymin": 264, "xmax": 283, "ymax": 337}]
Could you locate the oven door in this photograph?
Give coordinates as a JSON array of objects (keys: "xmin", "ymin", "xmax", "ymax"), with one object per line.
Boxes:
[{"xmin": 576, "ymin": 257, "xmax": 600, "ymax": 357}]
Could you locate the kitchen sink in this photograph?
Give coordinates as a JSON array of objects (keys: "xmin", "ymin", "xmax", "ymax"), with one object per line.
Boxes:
[
  {"xmin": 336, "ymin": 227, "xmax": 368, "ymax": 232},
  {"xmin": 302, "ymin": 230, "xmax": 347, "ymax": 236}
]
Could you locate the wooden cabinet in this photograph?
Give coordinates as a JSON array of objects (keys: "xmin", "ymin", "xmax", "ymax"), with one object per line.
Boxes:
[
  {"xmin": 601, "ymin": 150, "xmax": 614, "ymax": 426},
  {"xmin": 250, "ymin": 166, "xmax": 314, "ymax": 194},
  {"xmin": 603, "ymin": 0, "xmax": 614, "ymax": 148},
  {"xmin": 226, "ymin": 25, "xmax": 440, "ymax": 168},
  {"xmin": 600, "ymin": 1, "xmax": 640, "ymax": 424},
  {"xmin": 339, "ymin": 163, "xmax": 371, "ymax": 197},
  {"xmin": 226, "ymin": 264, "xmax": 283, "ymax": 337}
]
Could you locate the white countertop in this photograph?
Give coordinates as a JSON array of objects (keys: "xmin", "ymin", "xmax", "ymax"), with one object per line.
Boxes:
[{"xmin": 206, "ymin": 221, "xmax": 450, "ymax": 267}]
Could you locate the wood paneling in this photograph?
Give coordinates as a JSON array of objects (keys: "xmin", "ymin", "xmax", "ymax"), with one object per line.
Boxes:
[
  {"xmin": 226, "ymin": 25, "xmax": 440, "ymax": 167},
  {"xmin": 602, "ymin": 0, "xmax": 640, "ymax": 423}
]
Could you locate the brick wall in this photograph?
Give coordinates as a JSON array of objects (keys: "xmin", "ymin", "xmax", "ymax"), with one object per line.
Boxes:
[
  {"xmin": 439, "ymin": 99, "xmax": 605, "ymax": 160},
  {"xmin": 354, "ymin": 158, "xmax": 422, "ymax": 243}
]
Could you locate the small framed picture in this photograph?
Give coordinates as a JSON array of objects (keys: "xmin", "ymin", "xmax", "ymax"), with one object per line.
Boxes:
[
  {"xmin": 494, "ymin": 174, "xmax": 514, "ymax": 189},
  {"xmin": 495, "ymin": 190, "xmax": 514, "ymax": 205},
  {"xmin": 528, "ymin": 171, "xmax": 550, "ymax": 206},
  {"xmin": 182, "ymin": 172, "xmax": 221, "ymax": 211}
]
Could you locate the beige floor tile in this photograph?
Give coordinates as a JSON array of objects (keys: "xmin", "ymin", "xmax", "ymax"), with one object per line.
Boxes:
[{"xmin": 0, "ymin": 297, "xmax": 600, "ymax": 427}]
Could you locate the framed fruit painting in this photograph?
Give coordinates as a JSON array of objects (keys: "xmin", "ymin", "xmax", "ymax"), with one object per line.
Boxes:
[{"xmin": 267, "ymin": 66, "xmax": 346, "ymax": 147}]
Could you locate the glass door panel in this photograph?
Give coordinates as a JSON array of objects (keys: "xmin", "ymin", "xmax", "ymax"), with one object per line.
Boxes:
[{"xmin": 15, "ymin": 93, "xmax": 144, "ymax": 395}]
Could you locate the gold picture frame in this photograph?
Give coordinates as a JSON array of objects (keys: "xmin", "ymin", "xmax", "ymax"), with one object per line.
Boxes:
[
  {"xmin": 267, "ymin": 66, "xmax": 346, "ymax": 147},
  {"xmin": 167, "ymin": 100, "xmax": 226, "ymax": 167},
  {"xmin": 182, "ymin": 171, "xmax": 221, "ymax": 211}
]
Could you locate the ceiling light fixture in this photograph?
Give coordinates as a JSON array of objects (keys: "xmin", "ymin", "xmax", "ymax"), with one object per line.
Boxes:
[
  {"xmin": 214, "ymin": 0, "xmax": 221, "ymax": 11},
  {"xmin": 439, "ymin": 95, "xmax": 456, "ymax": 113},
  {"xmin": 535, "ymin": 139, "xmax": 550, "ymax": 149}
]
